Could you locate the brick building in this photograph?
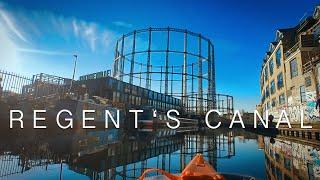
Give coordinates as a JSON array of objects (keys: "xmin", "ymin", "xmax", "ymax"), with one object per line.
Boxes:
[{"xmin": 259, "ymin": 6, "xmax": 320, "ymax": 124}]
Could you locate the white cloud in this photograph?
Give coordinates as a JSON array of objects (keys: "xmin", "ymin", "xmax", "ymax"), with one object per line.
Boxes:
[
  {"xmin": 71, "ymin": 20, "xmax": 118, "ymax": 52},
  {"xmin": 72, "ymin": 19, "xmax": 79, "ymax": 36},
  {"xmin": 0, "ymin": 2, "xmax": 123, "ymax": 79},
  {"xmin": 77, "ymin": 21, "xmax": 98, "ymax": 51},
  {"xmin": 17, "ymin": 48, "xmax": 74, "ymax": 56},
  {"xmin": 0, "ymin": 9, "xmax": 28, "ymax": 43},
  {"xmin": 102, "ymin": 30, "xmax": 116, "ymax": 49},
  {"xmin": 0, "ymin": 21, "xmax": 21, "ymax": 71},
  {"xmin": 0, "ymin": 2, "xmax": 117, "ymax": 54},
  {"xmin": 112, "ymin": 21, "xmax": 133, "ymax": 28}
]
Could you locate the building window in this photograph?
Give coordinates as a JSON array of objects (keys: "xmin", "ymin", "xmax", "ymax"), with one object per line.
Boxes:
[
  {"xmin": 266, "ymin": 101, "xmax": 270, "ymax": 110},
  {"xmin": 279, "ymin": 93, "xmax": 285, "ymax": 105},
  {"xmin": 269, "ymin": 59, "xmax": 274, "ymax": 75},
  {"xmin": 266, "ymin": 86, "xmax": 270, "ymax": 97},
  {"xmin": 270, "ymin": 80, "xmax": 275, "ymax": 94},
  {"xmin": 318, "ymin": 65, "xmax": 320, "ymax": 92},
  {"xmin": 271, "ymin": 98, "xmax": 276, "ymax": 107},
  {"xmin": 276, "ymin": 167, "xmax": 282, "ymax": 180},
  {"xmin": 284, "ymin": 158, "xmax": 291, "ymax": 170},
  {"xmin": 264, "ymin": 67, "xmax": 268, "ymax": 81},
  {"xmin": 276, "ymin": 48, "xmax": 281, "ymax": 67},
  {"xmin": 305, "ymin": 76, "xmax": 312, "ymax": 87},
  {"xmin": 316, "ymin": 132, "xmax": 320, "ymax": 140},
  {"xmin": 300, "ymin": 85, "xmax": 306, "ymax": 103},
  {"xmin": 290, "ymin": 59, "xmax": 298, "ymax": 78},
  {"xmin": 277, "ymin": 73, "xmax": 284, "ymax": 89}
]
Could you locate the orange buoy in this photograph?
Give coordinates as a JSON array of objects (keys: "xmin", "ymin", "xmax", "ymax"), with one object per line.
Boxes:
[{"xmin": 139, "ymin": 154, "xmax": 224, "ymax": 180}]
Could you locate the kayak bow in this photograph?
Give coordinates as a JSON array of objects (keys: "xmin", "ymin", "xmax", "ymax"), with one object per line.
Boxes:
[{"xmin": 139, "ymin": 154, "xmax": 224, "ymax": 180}]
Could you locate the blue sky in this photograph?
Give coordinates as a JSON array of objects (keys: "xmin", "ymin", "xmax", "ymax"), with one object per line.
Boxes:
[{"xmin": 0, "ymin": 0, "xmax": 318, "ymax": 111}]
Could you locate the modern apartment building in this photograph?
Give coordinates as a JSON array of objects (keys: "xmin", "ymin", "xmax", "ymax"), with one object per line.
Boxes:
[{"xmin": 259, "ymin": 6, "xmax": 320, "ymax": 123}]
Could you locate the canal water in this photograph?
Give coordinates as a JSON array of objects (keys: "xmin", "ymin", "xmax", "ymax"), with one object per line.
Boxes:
[{"xmin": 0, "ymin": 128, "xmax": 319, "ymax": 180}]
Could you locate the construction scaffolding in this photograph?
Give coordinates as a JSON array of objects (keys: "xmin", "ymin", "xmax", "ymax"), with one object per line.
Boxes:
[{"xmin": 113, "ymin": 27, "xmax": 218, "ymax": 115}]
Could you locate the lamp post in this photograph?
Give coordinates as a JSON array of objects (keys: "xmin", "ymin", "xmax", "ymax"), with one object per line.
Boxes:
[{"xmin": 69, "ymin": 54, "xmax": 78, "ymax": 92}]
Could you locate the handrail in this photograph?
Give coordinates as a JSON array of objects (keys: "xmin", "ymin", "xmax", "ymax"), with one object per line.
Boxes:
[
  {"xmin": 284, "ymin": 42, "xmax": 299, "ymax": 58},
  {"xmin": 302, "ymin": 61, "xmax": 313, "ymax": 74}
]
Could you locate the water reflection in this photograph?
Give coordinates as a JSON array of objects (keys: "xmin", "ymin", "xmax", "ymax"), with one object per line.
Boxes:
[
  {"xmin": 263, "ymin": 136, "xmax": 320, "ymax": 180},
  {"xmin": 0, "ymin": 128, "xmax": 319, "ymax": 179}
]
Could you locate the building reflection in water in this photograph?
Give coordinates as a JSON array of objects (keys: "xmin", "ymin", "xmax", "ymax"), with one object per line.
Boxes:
[
  {"xmin": 0, "ymin": 129, "xmax": 235, "ymax": 179},
  {"xmin": 262, "ymin": 136, "xmax": 320, "ymax": 180},
  {"xmin": 2, "ymin": 129, "xmax": 318, "ymax": 179}
]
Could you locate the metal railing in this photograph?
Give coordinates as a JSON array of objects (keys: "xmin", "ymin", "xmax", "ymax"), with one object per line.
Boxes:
[
  {"xmin": 0, "ymin": 70, "xmax": 32, "ymax": 96},
  {"xmin": 303, "ymin": 61, "xmax": 313, "ymax": 74},
  {"xmin": 284, "ymin": 42, "xmax": 299, "ymax": 58},
  {"xmin": 285, "ymin": 35, "xmax": 319, "ymax": 59}
]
